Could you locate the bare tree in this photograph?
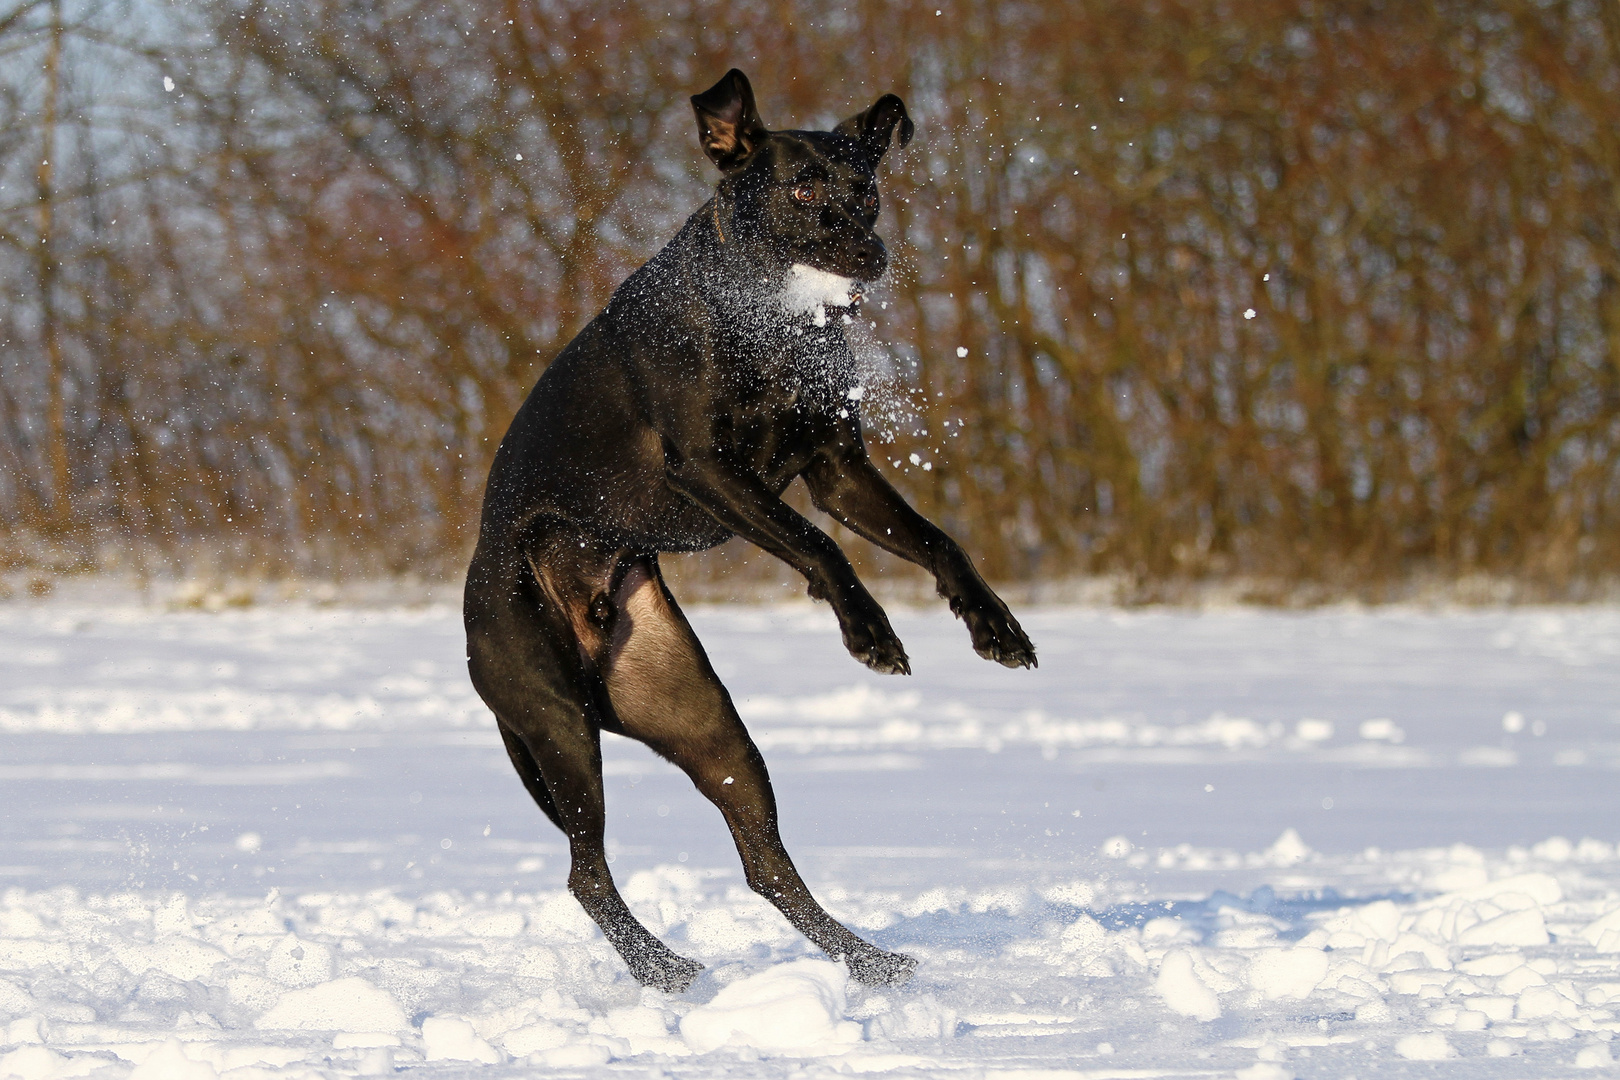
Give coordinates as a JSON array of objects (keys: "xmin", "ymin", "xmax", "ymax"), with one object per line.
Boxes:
[{"xmin": 1, "ymin": 0, "xmax": 1616, "ymax": 595}]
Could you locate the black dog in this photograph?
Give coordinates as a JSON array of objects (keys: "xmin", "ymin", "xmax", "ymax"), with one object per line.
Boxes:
[{"xmin": 463, "ymin": 70, "xmax": 1036, "ymax": 992}]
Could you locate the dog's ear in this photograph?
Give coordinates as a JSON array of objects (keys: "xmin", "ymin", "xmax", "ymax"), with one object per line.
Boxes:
[
  {"xmin": 692, "ymin": 69, "xmax": 767, "ymax": 172},
  {"xmin": 835, "ymin": 93, "xmax": 914, "ymax": 165}
]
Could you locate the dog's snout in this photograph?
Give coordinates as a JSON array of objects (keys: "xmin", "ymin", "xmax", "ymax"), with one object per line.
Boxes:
[{"xmin": 852, "ymin": 237, "xmax": 887, "ymax": 279}]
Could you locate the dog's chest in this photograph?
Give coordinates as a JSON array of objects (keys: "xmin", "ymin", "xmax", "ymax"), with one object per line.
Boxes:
[{"xmin": 731, "ymin": 322, "xmax": 854, "ymax": 417}]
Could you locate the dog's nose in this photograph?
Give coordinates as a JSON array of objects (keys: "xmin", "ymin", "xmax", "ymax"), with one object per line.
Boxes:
[{"xmin": 851, "ymin": 238, "xmax": 887, "ymax": 279}]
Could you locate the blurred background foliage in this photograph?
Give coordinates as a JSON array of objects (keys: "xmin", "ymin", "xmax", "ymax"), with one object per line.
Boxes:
[{"xmin": 3, "ymin": 0, "xmax": 1619, "ymax": 599}]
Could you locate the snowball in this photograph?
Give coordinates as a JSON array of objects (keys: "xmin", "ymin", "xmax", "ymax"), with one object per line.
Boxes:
[
  {"xmin": 422, "ymin": 1015, "xmax": 502, "ymax": 1064},
  {"xmin": 1497, "ymin": 965, "xmax": 1547, "ymax": 994},
  {"xmin": 601, "ymin": 1003, "xmax": 686, "ymax": 1056},
  {"xmin": 1579, "ymin": 907, "xmax": 1620, "ymax": 952},
  {"xmin": 1156, "ymin": 948, "xmax": 1221, "ymax": 1020},
  {"xmin": 255, "ymin": 977, "xmax": 409, "ymax": 1033},
  {"xmin": 1058, "ymin": 914, "xmax": 1108, "ymax": 956},
  {"xmin": 1458, "ymin": 909, "xmax": 1549, "ymax": 947},
  {"xmin": 1294, "ymin": 718, "xmax": 1334, "ymax": 742},
  {"xmin": 1515, "ymin": 985, "xmax": 1580, "ymax": 1021},
  {"xmin": 1395, "ymin": 1032, "xmax": 1456, "ymax": 1060},
  {"xmin": 1359, "ymin": 718, "xmax": 1404, "ymax": 743},
  {"xmin": 1245, "ymin": 947, "xmax": 1329, "ymax": 1000},
  {"xmin": 680, "ymin": 959, "xmax": 861, "ymax": 1055}
]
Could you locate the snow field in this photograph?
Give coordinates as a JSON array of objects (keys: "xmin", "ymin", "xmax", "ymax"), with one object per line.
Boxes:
[
  {"xmin": 2, "ymin": 597, "xmax": 1619, "ymax": 1076},
  {"xmin": 4, "ymin": 838, "xmax": 1620, "ymax": 1076}
]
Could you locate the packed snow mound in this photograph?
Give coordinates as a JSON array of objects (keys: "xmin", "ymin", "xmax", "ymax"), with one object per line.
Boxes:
[
  {"xmin": 1156, "ymin": 948, "xmax": 1221, "ymax": 1020},
  {"xmin": 254, "ymin": 977, "xmax": 408, "ymax": 1033},
  {"xmin": 680, "ymin": 959, "xmax": 861, "ymax": 1055}
]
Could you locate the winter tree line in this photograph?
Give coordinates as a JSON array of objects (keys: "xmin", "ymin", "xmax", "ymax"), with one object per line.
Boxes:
[{"xmin": 2, "ymin": 0, "xmax": 1618, "ymax": 596}]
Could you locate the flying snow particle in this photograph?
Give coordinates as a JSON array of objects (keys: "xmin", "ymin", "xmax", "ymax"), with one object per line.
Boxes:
[
  {"xmin": 514, "ymin": 153, "xmax": 523, "ymax": 161},
  {"xmin": 956, "ymin": 346, "xmax": 968, "ymax": 357},
  {"xmin": 1243, "ymin": 308, "xmax": 1257, "ymax": 319},
  {"xmin": 909, "ymin": 454, "xmax": 921, "ymax": 466},
  {"xmin": 1502, "ymin": 711, "xmax": 1525, "ymax": 733},
  {"xmin": 1359, "ymin": 718, "xmax": 1404, "ymax": 743},
  {"xmin": 163, "ymin": 76, "xmax": 175, "ymax": 92}
]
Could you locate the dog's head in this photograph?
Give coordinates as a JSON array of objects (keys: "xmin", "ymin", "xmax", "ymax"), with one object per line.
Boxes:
[{"xmin": 692, "ymin": 70, "xmax": 912, "ymax": 302}]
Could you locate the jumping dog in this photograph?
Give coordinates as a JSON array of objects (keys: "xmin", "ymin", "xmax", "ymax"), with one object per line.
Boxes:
[{"xmin": 464, "ymin": 69, "xmax": 1037, "ymax": 992}]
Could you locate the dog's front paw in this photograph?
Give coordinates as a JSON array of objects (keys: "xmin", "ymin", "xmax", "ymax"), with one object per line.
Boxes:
[
  {"xmin": 845, "ymin": 945, "xmax": 917, "ymax": 987},
  {"xmin": 956, "ymin": 599, "xmax": 1037, "ymax": 669},
  {"xmin": 841, "ymin": 610, "xmax": 910, "ymax": 675}
]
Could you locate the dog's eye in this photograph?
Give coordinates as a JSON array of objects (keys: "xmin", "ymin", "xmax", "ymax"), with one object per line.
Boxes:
[
  {"xmin": 792, "ymin": 182, "xmax": 819, "ymax": 204},
  {"xmin": 863, "ymin": 191, "xmax": 879, "ymax": 213}
]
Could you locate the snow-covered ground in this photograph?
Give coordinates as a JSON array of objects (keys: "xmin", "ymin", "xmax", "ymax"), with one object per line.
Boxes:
[{"xmin": 2, "ymin": 596, "xmax": 1619, "ymax": 1078}]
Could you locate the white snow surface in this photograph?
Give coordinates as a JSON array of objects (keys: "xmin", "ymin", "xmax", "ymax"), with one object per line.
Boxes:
[{"xmin": 2, "ymin": 598, "xmax": 1620, "ymax": 1077}]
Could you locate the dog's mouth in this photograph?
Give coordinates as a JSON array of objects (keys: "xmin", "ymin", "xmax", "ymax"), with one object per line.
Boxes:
[{"xmin": 782, "ymin": 263, "xmax": 869, "ymax": 320}]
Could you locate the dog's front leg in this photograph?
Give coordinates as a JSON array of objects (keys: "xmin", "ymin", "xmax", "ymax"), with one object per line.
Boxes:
[
  {"xmin": 665, "ymin": 452, "xmax": 911, "ymax": 674},
  {"xmin": 804, "ymin": 450, "xmax": 1037, "ymax": 669}
]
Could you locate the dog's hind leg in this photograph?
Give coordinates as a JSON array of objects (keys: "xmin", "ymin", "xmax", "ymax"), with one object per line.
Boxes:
[
  {"xmin": 465, "ymin": 537, "xmax": 704, "ymax": 992},
  {"xmin": 603, "ymin": 556, "xmax": 916, "ymax": 987},
  {"xmin": 495, "ymin": 719, "xmax": 564, "ymax": 832}
]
